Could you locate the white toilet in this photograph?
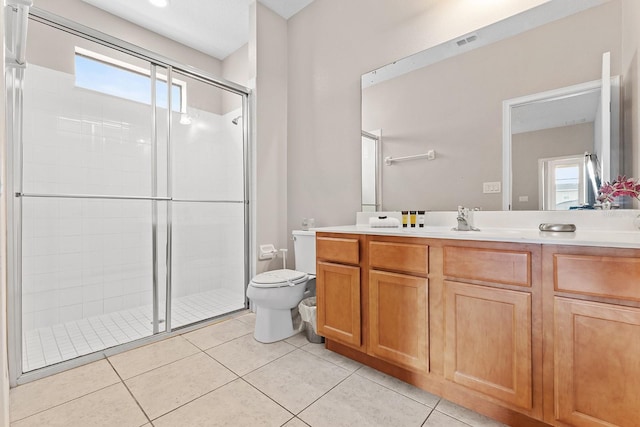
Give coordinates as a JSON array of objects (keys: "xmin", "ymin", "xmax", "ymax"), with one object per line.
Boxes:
[{"xmin": 247, "ymin": 230, "xmax": 316, "ymax": 343}]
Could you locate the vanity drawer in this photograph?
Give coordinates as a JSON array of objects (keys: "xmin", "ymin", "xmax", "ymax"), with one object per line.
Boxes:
[
  {"xmin": 316, "ymin": 236, "xmax": 360, "ymax": 265},
  {"xmin": 369, "ymin": 241, "xmax": 428, "ymax": 275},
  {"xmin": 444, "ymin": 246, "xmax": 531, "ymax": 287},
  {"xmin": 554, "ymin": 254, "xmax": 640, "ymax": 301}
]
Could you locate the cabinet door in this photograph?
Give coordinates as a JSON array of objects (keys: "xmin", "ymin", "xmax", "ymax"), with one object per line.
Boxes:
[
  {"xmin": 444, "ymin": 281, "xmax": 532, "ymax": 409},
  {"xmin": 369, "ymin": 270, "xmax": 428, "ymax": 372},
  {"xmin": 555, "ymin": 298, "xmax": 640, "ymax": 427},
  {"xmin": 316, "ymin": 261, "xmax": 361, "ymax": 347}
]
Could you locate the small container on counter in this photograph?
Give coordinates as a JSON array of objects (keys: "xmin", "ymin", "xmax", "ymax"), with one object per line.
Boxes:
[
  {"xmin": 410, "ymin": 211, "xmax": 417, "ymax": 227},
  {"xmin": 402, "ymin": 211, "xmax": 408, "ymax": 228},
  {"xmin": 417, "ymin": 211, "xmax": 425, "ymax": 227}
]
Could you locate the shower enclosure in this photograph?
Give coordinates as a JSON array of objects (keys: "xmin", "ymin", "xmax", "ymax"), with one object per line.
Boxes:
[{"xmin": 5, "ymin": 5, "xmax": 250, "ymax": 383}]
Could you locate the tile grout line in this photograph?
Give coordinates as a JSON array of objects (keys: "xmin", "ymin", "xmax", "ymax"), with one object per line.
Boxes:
[
  {"xmin": 147, "ymin": 379, "xmax": 239, "ymax": 423},
  {"xmin": 100, "ymin": 318, "xmax": 256, "ymax": 385},
  {"xmin": 203, "ymin": 340, "xmax": 349, "ymax": 420},
  {"xmin": 206, "ymin": 336, "xmax": 362, "ymax": 420},
  {"xmin": 353, "ymin": 367, "xmax": 442, "ymax": 409},
  {"xmin": 63, "ymin": 322, "xmax": 82, "ymax": 359},
  {"xmin": 296, "ymin": 342, "xmax": 364, "ymax": 372},
  {"xmin": 143, "ymin": 375, "xmax": 237, "ymax": 421},
  {"xmin": 9, "ymin": 360, "xmax": 121, "ymax": 423},
  {"xmin": 112, "ymin": 336, "xmax": 201, "ymax": 381},
  {"xmin": 200, "ymin": 335, "xmax": 299, "ymax": 378},
  {"xmin": 290, "ymin": 364, "xmax": 361, "ymax": 419},
  {"xmin": 105, "ymin": 357, "xmax": 153, "ymax": 425},
  {"xmin": 420, "ymin": 404, "xmax": 438, "ymax": 426},
  {"xmin": 429, "ymin": 399, "xmax": 498, "ymax": 427},
  {"xmin": 188, "ymin": 329, "xmax": 254, "ymax": 353},
  {"xmin": 297, "ymin": 342, "xmax": 441, "ymax": 410},
  {"xmin": 428, "ymin": 409, "xmax": 479, "ymax": 427},
  {"xmin": 134, "ymin": 345, "xmax": 240, "ymax": 423},
  {"xmin": 279, "ymin": 416, "xmax": 311, "ymax": 427},
  {"xmin": 237, "ymin": 377, "xmax": 297, "ymax": 419},
  {"xmin": 279, "ymin": 351, "xmax": 439, "ymax": 424}
]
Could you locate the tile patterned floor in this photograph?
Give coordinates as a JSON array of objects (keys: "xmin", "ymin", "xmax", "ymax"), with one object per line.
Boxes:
[
  {"xmin": 23, "ymin": 288, "xmax": 245, "ymax": 372},
  {"xmin": 10, "ymin": 312, "xmax": 508, "ymax": 427}
]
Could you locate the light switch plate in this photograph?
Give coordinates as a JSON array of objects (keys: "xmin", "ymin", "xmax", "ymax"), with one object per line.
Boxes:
[
  {"xmin": 483, "ymin": 182, "xmax": 501, "ymax": 194},
  {"xmin": 519, "ymin": 195, "xmax": 529, "ymax": 202}
]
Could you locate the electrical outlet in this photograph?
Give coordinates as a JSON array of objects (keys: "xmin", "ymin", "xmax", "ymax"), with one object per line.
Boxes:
[
  {"xmin": 519, "ymin": 195, "xmax": 529, "ymax": 202},
  {"xmin": 483, "ymin": 182, "xmax": 501, "ymax": 194}
]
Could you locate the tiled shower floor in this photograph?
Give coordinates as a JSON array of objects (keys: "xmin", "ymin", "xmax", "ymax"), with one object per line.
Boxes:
[{"xmin": 22, "ymin": 288, "xmax": 245, "ymax": 372}]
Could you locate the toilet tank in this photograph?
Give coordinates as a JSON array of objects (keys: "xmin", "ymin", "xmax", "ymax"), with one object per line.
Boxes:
[{"xmin": 292, "ymin": 230, "xmax": 316, "ymax": 274}]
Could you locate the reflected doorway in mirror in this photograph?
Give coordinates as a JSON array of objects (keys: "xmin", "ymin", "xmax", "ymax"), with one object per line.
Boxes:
[{"xmin": 502, "ymin": 60, "xmax": 621, "ymax": 211}]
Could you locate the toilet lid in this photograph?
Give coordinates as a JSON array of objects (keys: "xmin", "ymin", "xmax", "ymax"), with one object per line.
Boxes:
[{"xmin": 251, "ymin": 269, "xmax": 308, "ymax": 288}]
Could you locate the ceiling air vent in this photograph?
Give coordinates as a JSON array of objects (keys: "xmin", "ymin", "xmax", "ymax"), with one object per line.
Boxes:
[{"xmin": 456, "ymin": 33, "xmax": 478, "ymax": 47}]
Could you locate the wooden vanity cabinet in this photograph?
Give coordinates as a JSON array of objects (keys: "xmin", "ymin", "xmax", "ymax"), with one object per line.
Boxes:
[
  {"xmin": 316, "ymin": 232, "xmax": 640, "ymax": 427},
  {"xmin": 443, "ymin": 280, "xmax": 533, "ymax": 409},
  {"xmin": 440, "ymin": 242, "xmax": 541, "ymax": 414},
  {"xmin": 543, "ymin": 245, "xmax": 640, "ymax": 427},
  {"xmin": 368, "ymin": 238, "xmax": 429, "ymax": 372},
  {"xmin": 316, "ymin": 234, "xmax": 364, "ymax": 349}
]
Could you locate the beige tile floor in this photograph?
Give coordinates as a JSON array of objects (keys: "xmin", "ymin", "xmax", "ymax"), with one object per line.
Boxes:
[{"xmin": 10, "ymin": 312, "xmax": 508, "ymax": 427}]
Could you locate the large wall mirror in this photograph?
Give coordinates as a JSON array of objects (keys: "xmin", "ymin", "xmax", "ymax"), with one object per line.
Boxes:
[{"xmin": 361, "ymin": 0, "xmax": 632, "ymax": 212}]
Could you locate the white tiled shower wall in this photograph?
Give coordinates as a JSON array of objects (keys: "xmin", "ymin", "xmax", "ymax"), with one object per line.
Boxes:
[{"xmin": 21, "ymin": 64, "xmax": 245, "ymax": 331}]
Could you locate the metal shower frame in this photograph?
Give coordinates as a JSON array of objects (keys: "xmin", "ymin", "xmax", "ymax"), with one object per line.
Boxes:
[{"xmin": 5, "ymin": 6, "xmax": 252, "ymax": 386}]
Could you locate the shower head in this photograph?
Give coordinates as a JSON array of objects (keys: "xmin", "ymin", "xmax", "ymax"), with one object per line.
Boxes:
[{"xmin": 232, "ymin": 115, "xmax": 242, "ymax": 125}]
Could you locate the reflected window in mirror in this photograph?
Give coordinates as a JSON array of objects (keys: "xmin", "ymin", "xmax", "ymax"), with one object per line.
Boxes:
[{"xmin": 539, "ymin": 155, "xmax": 585, "ymax": 210}]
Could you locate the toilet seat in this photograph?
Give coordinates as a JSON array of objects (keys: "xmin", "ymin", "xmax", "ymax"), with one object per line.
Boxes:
[{"xmin": 250, "ymin": 269, "xmax": 308, "ymax": 288}]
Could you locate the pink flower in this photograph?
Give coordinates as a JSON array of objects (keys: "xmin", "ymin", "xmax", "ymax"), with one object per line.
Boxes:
[{"xmin": 598, "ymin": 176, "xmax": 640, "ymax": 202}]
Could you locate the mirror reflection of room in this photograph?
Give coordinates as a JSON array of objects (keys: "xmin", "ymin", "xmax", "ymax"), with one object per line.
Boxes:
[
  {"xmin": 506, "ymin": 65, "xmax": 620, "ymax": 211},
  {"xmin": 361, "ymin": 0, "xmax": 628, "ymax": 212}
]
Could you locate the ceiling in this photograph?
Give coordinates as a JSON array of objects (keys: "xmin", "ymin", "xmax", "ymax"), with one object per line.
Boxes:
[
  {"xmin": 80, "ymin": 0, "xmax": 314, "ymax": 60},
  {"xmin": 511, "ymin": 90, "xmax": 601, "ymax": 134}
]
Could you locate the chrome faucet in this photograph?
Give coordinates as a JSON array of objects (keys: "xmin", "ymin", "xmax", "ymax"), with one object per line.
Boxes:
[{"xmin": 453, "ymin": 206, "xmax": 479, "ymax": 231}]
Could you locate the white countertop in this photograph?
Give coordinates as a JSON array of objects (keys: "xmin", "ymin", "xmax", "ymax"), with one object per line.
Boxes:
[{"xmin": 313, "ymin": 225, "xmax": 640, "ymax": 249}]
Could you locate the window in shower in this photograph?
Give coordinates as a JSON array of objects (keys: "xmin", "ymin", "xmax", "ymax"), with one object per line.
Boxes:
[{"xmin": 74, "ymin": 48, "xmax": 185, "ymax": 112}]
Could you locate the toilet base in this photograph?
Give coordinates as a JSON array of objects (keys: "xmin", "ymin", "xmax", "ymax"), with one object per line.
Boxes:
[{"xmin": 254, "ymin": 306, "xmax": 297, "ymax": 343}]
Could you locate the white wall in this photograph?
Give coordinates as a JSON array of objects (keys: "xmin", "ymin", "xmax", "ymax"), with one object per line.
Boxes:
[
  {"xmin": 222, "ymin": 43, "xmax": 249, "ymax": 114},
  {"xmin": 250, "ymin": 2, "xmax": 288, "ymax": 274}
]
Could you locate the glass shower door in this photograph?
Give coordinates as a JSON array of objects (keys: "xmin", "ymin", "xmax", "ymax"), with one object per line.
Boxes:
[
  {"xmin": 18, "ymin": 20, "xmax": 169, "ymax": 372},
  {"xmin": 10, "ymin": 14, "xmax": 250, "ymax": 380},
  {"xmin": 170, "ymin": 71, "xmax": 247, "ymax": 328}
]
